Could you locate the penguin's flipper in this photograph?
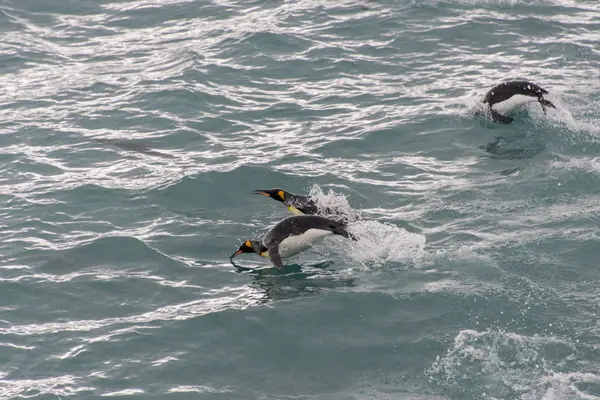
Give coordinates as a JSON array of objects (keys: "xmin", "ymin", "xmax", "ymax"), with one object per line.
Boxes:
[
  {"xmin": 489, "ymin": 108, "xmax": 514, "ymax": 124},
  {"xmin": 266, "ymin": 244, "xmax": 284, "ymax": 270}
]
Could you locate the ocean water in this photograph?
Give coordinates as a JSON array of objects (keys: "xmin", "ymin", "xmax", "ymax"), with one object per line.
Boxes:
[{"xmin": 1, "ymin": 0, "xmax": 600, "ymax": 398}]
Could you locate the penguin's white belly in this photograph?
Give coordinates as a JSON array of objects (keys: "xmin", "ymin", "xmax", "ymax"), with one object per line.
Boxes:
[
  {"xmin": 491, "ymin": 94, "xmax": 537, "ymax": 114},
  {"xmin": 276, "ymin": 229, "xmax": 334, "ymax": 259}
]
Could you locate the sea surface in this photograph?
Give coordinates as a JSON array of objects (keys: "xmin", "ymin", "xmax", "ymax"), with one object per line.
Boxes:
[{"xmin": 1, "ymin": 0, "xmax": 600, "ymax": 399}]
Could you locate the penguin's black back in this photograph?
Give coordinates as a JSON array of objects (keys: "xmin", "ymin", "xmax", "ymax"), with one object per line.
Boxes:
[
  {"xmin": 483, "ymin": 81, "xmax": 548, "ymax": 105},
  {"xmin": 263, "ymin": 215, "xmax": 345, "ymax": 243},
  {"xmin": 287, "ymin": 194, "xmax": 319, "ymax": 215}
]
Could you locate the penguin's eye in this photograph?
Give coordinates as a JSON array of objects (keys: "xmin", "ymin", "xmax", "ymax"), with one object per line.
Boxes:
[{"xmin": 278, "ymin": 190, "xmax": 284, "ymax": 200}]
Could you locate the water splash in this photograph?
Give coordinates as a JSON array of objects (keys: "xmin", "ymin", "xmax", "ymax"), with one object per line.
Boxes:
[
  {"xmin": 343, "ymin": 219, "xmax": 426, "ymax": 267},
  {"xmin": 426, "ymin": 329, "xmax": 598, "ymax": 400},
  {"xmin": 306, "ymin": 184, "xmax": 426, "ymax": 267},
  {"xmin": 307, "ymin": 184, "xmax": 361, "ymax": 222}
]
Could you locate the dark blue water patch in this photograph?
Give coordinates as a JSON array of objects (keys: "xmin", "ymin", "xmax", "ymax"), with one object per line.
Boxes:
[
  {"xmin": 518, "ymin": 238, "xmax": 600, "ymax": 283},
  {"xmin": 251, "ymin": 54, "xmax": 397, "ymax": 82},
  {"xmin": 66, "ymin": 291, "xmax": 444, "ymax": 398},
  {"xmin": 138, "ymin": 289, "xmax": 525, "ymax": 397},
  {"xmin": 576, "ymin": 382, "xmax": 600, "ymax": 399},
  {"xmin": 184, "ymin": 63, "xmax": 267, "ymax": 91},
  {"xmin": 316, "ymin": 14, "xmax": 399, "ymax": 40},
  {"xmin": 79, "ymin": 110, "xmax": 172, "ymax": 137},
  {"xmin": 497, "ymin": 244, "xmax": 586, "ymax": 283},
  {"xmin": 238, "ymin": 31, "xmax": 315, "ymax": 56},
  {"xmin": 549, "ymin": 40, "xmax": 600, "ymax": 67},
  {"xmin": 307, "ymin": 92, "xmax": 391, "ymax": 111},
  {"xmin": 490, "ymin": 269, "xmax": 582, "ymax": 332},
  {"xmin": 0, "ymin": 237, "xmax": 200, "ymax": 319},
  {"xmin": 251, "ymin": 101, "xmax": 317, "ymax": 122},
  {"xmin": 0, "ymin": 126, "xmax": 83, "ymax": 149},
  {"xmin": 322, "ymin": 124, "xmax": 461, "ymax": 158},
  {"xmin": 0, "ymin": 262, "xmax": 198, "ymax": 327},
  {"xmin": 206, "ymin": 31, "xmax": 266, "ymax": 61},
  {"xmin": 0, "ymin": 51, "xmax": 56, "ymax": 74},
  {"xmin": 0, "ymin": 7, "xmax": 26, "ymax": 33},
  {"xmin": 101, "ymin": 3, "xmax": 204, "ymax": 30},
  {"xmin": 54, "ymin": 82, "xmax": 122, "ymax": 101},
  {"xmin": 35, "ymin": 184, "xmax": 157, "ymax": 223},
  {"xmin": 0, "ymin": 99, "xmax": 63, "ymax": 122},
  {"xmin": 10, "ymin": 157, "xmax": 67, "ymax": 177},
  {"xmin": 0, "ymin": 155, "xmax": 36, "ymax": 185},
  {"xmin": 40, "ymin": 145, "xmax": 130, "ymax": 168},
  {"xmin": 193, "ymin": 1, "xmax": 250, "ymax": 21},
  {"xmin": 504, "ymin": 14, "xmax": 590, "ymax": 38},
  {"xmin": 313, "ymin": 1, "xmax": 375, "ymax": 16},
  {"xmin": 238, "ymin": 264, "xmax": 358, "ymax": 301},
  {"xmin": 224, "ymin": 101, "xmax": 356, "ymax": 129},
  {"xmin": 186, "ymin": 115, "xmax": 261, "ymax": 138},
  {"xmin": 51, "ymin": 21, "xmax": 120, "ymax": 42},
  {"xmin": 86, "ymin": 138, "xmax": 176, "ymax": 159},
  {"xmin": 4, "ymin": 0, "xmax": 103, "ymax": 15},
  {"xmin": 147, "ymin": 170, "xmax": 276, "ymax": 216},
  {"xmin": 36, "ymin": 235, "xmax": 182, "ymax": 270},
  {"xmin": 134, "ymin": 86, "xmax": 244, "ymax": 117},
  {"xmin": 518, "ymin": 169, "xmax": 600, "ymax": 205}
]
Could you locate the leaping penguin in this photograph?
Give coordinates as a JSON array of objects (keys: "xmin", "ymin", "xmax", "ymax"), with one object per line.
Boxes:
[
  {"xmin": 254, "ymin": 188, "xmax": 317, "ymax": 216},
  {"xmin": 230, "ymin": 215, "xmax": 357, "ymax": 270},
  {"xmin": 253, "ymin": 188, "xmax": 357, "ymax": 222},
  {"xmin": 479, "ymin": 80, "xmax": 556, "ymax": 124}
]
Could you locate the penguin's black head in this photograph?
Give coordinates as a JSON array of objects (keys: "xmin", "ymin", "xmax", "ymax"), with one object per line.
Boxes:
[
  {"xmin": 230, "ymin": 240, "xmax": 261, "ymax": 260},
  {"xmin": 253, "ymin": 188, "xmax": 287, "ymax": 203}
]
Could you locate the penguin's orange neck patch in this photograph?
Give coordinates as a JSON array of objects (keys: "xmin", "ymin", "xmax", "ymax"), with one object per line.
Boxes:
[
  {"xmin": 245, "ymin": 240, "xmax": 252, "ymax": 248},
  {"xmin": 278, "ymin": 190, "xmax": 284, "ymax": 200}
]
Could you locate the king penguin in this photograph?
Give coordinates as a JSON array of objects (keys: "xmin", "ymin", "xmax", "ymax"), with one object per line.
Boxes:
[
  {"xmin": 479, "ymin": 80, "xmax": 556, "ymax": 124},
  {"xmin": 253, "ymin": 188, "xmax": 357, "ymax": 223},
  {"xmin": 254, "ymin": 188, "xmax": 317, "ymax": 216},
  {"xmin": 230, "ymin": 215, "xmax": 357, "ymax": 270}
]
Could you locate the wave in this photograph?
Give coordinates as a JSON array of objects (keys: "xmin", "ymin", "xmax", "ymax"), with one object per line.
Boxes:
[{"xmin": 427, "ymin": 328, "xmax": 600, "ymax": 400}]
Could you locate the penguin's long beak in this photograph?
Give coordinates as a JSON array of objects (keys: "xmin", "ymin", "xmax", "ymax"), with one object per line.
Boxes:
[
  {"xmin": 253, "ymin": 190, "xmax": 272, "ymax": 197},
  {"xmin": 230, "ymin": 250, "xmax": 243, "ymax": 260}
]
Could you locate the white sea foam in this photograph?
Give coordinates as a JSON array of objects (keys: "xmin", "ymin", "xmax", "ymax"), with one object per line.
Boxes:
[
  {"xmin": 308, "ymin": 184, "xmax": 362, "ymax": 222},
  {"xmin": 427, "ymin": 329, "xmax": 597, "ymax": 400},
  {"xmin": 306, "ymin": 185, "xmax": 426, "ymax": 267},
  {"xmin": 343, "ymin": 219, "xmax": 426, "ymax": 266}
]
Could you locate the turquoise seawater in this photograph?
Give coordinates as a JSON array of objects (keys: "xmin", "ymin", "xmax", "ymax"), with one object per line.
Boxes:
[{"xmin": 1, "ymin": 0, "xmax": 600, "ymax": 398}]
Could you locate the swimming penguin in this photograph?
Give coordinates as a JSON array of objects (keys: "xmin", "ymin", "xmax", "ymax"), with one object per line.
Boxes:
[
  {"xmin": 230, "ymin": 215, "xmax": 357, "ymax": 270},
  {"xmin": 253, "ymin": 188, "xmax": 358, "ymax": 222},
  {"xmin": 253, "ymin": 188, "xmax": 318, "ymax": 216},
  {"xmin": 480, "ymin": 80, "xmax": 556, "ymax": 124}
]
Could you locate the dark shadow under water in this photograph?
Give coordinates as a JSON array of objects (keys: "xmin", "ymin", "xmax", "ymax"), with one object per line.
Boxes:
[
  {"xmin": 481, "ymin": 135, "xmax": 546, "ymax": 160},
  {"xmin": 233, "ymin": 260, "xmax": 357, "ymax": 302},
  {"xmin": 469, "ymin": 109, "xmax": 549, "ymax": 177},
  {"xmin": 465, "ymin": 106, "xmax": 549, "ymax": 177},
  {"xmin": 92, "ymin": 138, "xmax": 175, "ymax": 158}
]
